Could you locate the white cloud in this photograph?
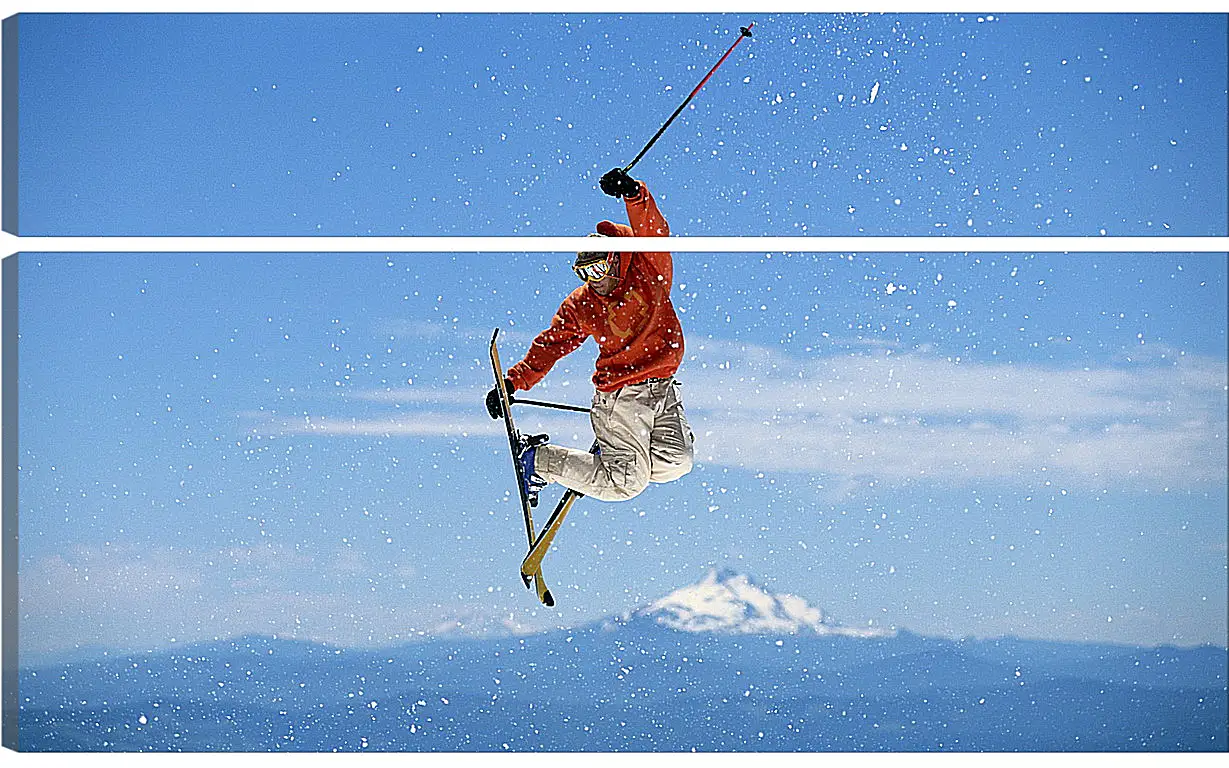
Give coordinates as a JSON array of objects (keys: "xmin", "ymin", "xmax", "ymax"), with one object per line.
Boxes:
[
  {"xmin": 682, "ymin": 341, "xmax": 1226, "ymax": 488},
  {"xmin": 352, "ymin": 387, "xmax": 482, "ymax": 405},
  {"xmin": 257, "ymin": 334, "xmax": 1226, "ymax": 490},
  {"xmin": 269, "ymin": 413, "xmax": 501, "ymax": 438},
  {"xmin": 18, "ymin": 543, "xmax": 522, "ymax": 663}
]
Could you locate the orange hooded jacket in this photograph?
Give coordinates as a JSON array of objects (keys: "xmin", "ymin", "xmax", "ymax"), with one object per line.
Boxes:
[{"xmin": 507, "ymin": 181, "xmax": 684, "ymax": 394}]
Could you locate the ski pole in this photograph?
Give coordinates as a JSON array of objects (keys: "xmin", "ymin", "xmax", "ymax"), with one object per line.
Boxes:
[
  {"xmin": 508, "ymin": 394, "xmax": 592, "ymax": 414},
  {"xmin": 622, "ymin": 23, "xmax": 754, "ymax": 174}
]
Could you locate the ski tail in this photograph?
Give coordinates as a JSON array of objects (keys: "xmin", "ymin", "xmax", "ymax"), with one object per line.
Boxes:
[
  {"xmin": 520, "ymin": 441, "xmax": 597, "ymax": 580},
  {"xmin": 491, "ymin": 328, "xmax": 554, "ymax": 606}
]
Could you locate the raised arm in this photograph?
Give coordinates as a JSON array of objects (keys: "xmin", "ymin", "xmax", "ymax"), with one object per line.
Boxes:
[
  {"xmin": 624, "ymin": 181, "xmax": 669, "ymax": 238},
  {"xmin": 599, "ymin": 168, "xmax": 673, "ymax": 281}
]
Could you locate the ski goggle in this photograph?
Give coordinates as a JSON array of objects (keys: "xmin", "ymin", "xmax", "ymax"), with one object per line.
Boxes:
[{"xmin": 573, "ymin": 254, "xmax": 614, "ymax": 283}]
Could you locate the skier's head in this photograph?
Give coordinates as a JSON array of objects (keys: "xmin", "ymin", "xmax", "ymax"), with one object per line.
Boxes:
[{"xmin": 574, "ymin": 233, "xmax": 621, "ymax": 295}]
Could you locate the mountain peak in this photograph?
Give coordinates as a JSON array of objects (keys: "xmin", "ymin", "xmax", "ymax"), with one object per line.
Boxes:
[
  {"xmin": 632, "ymin": 568, "xmax": 891, "ymax": 638},
  {"xmin": 704, "ymin": 566, "xmax": 754, "ymax": 585}
]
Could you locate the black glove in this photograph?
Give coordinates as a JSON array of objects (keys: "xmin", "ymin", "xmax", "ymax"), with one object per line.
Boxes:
[
  {"xmin": 600, "ymin": 167, "xmax": 640, "ymax": 199},
  {"xmin": 485, "ymin": 378, "xmax": 515, "ymax": 419}
]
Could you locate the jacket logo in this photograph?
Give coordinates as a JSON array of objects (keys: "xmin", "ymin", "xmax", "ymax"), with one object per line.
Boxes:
[{"xmin": 608, "ymin": 288, "xmax": 649, "ymax": 340}]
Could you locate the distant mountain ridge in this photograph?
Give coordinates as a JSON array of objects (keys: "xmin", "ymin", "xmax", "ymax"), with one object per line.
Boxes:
[
  {"xmin": 630, "ymin": 568, "xmax": 892, "ymax": 638},
  {"xmin": 15, "ymin": 568, "xmax": 1228, "ymax": 752}
]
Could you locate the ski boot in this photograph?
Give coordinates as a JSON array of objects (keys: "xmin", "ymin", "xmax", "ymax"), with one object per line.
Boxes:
[{"xmin": 517, "ymin": 433, "xmax": 550, "ymax": 507}]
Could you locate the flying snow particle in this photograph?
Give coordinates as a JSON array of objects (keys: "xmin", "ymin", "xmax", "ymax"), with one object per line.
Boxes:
[{"xmin": 870, "ymin": 81, "xmax": 880, "ymax": 103}]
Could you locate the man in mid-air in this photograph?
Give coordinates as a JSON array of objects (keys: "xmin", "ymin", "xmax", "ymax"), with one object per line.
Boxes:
[{"xmin": 487, "ymin": 167, "xmax": 694, "ymax": 503}]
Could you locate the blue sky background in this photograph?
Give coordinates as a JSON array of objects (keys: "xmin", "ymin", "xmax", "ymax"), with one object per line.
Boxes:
[
  {"xmin": 13, "ymin": 12, "xmax": 1229, "ymax": 236},
  {"xmin": 6, "ymin": 11, "xmax": 1228, "ymax": 667},
  {"xmin": 15, "ymin": 250, "xmax": 1227, "ymax": 665}
]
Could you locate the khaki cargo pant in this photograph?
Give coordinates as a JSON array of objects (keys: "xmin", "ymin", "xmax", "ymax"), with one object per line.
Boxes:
[{"xmin": 534, "ymin": 377, "xmax": 694, "ymax": 502}]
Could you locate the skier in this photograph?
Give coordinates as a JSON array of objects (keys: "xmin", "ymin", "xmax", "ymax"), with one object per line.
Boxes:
[{"xmin": 486, "ymin": 168, "xmax": 694, "ymax": 503}]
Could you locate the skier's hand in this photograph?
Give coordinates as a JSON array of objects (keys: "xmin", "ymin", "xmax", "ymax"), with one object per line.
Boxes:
[
  {"xmin": 485, "ymin": 378, "xmax": 515, "ymax": 419},
  {"xmin": 600, "ymin": 167, "xmax": 640, "ymax": 199}
]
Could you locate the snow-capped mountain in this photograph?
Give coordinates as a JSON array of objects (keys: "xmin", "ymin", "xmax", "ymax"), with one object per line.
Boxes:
[
  {"xmin": 631, "ymin": 568, "xmax": 892, "ymax": 638},
  {"xmin": 18, "ymin": 572, "xmax": 1227, "ymax": 751}
]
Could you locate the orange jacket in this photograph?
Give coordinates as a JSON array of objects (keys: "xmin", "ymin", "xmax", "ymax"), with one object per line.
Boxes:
[{"xmin": 508, "ymin": 181, "xmax": 684, "ymax": 393}]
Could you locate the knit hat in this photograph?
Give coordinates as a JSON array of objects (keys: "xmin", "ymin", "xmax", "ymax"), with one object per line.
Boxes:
[{"xmin": 574, "ymin": 232, "xmax": 610, "ymax": 267}]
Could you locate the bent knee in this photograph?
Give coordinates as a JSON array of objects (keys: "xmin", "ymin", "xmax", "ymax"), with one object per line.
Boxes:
[
  {"xmin": 594, "ymin": 458, "xmax": 651, "ymax": 502},
  {"xmin": 651, "ymin": 446, "xmax": 694, "ymax": 484},
  {"xmin": 592, "ymin": 484, "xmax": 648, "ymax": 502}
]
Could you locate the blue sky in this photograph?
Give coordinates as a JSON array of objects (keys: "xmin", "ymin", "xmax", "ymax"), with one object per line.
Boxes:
[
  {"xmin": 15, "ymin": 251, "xmax": 1227, "ymax": 664},
  {"xmin": 13, "ymin": 12, "xmax": 1228, "ymax": 236},
  {"xmin": 6, "ymin": 11, "xmax": 1228, "ymax": 666}
]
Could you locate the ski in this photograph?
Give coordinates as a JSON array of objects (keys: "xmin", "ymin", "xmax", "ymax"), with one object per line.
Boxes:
[
  {"xmin": 489, "ymin": 328, "xmax": 554, "ymax": 607},
  {"xmin": 520, "ymin": 442, "xmax": 596, "ymax": 582}
]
